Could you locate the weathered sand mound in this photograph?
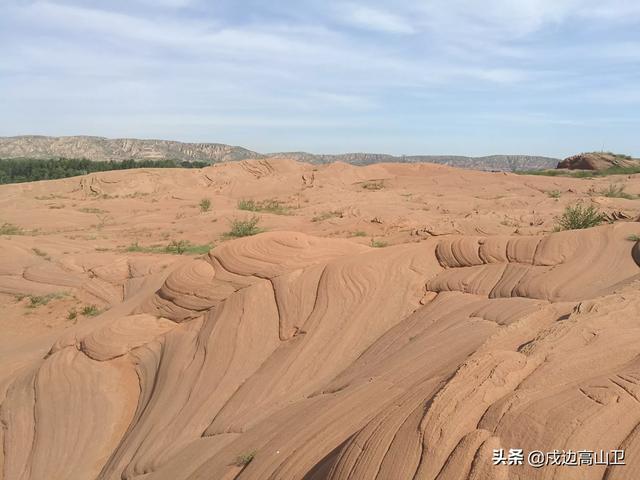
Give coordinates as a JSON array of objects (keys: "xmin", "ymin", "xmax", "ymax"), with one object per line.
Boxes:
[
  {"xmin": 2, "ymin": 225, "xmax": 640, "ymax": 479},
  {"xmin": 558, "ymin": 152, "xmax": 639, "ymax": 170}
]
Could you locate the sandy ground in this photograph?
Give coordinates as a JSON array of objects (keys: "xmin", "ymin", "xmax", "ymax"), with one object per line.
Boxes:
[{"xmin": 1, "ymin": 158, "xmax": 640, "ymax": 479}]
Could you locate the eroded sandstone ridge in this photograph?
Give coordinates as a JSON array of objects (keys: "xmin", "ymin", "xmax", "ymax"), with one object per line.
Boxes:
[{"xmin": 2, "ymin": 224, "xmax": 640, "ymax": 480}]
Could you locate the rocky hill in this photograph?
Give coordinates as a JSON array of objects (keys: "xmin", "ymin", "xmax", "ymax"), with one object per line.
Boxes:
[
  {"xmin": 557, "ymin": 151, "xmax": 639, "ymax": 170},
  {"xmin": 0, "ymin": 135, "xmax": 560, "ymax": 171},
  {"xmin": 0, "ymin": 135, "xmax": 262, "ymax": 163}
]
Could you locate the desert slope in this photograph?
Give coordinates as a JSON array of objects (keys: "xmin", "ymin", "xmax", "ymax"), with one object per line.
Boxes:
[{"xmin": 1, "ymin": 160, "xmax": 640, "ymax": 479}]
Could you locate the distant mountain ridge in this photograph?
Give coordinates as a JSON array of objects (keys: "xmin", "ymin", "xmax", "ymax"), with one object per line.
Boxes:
[
  {"xmin": 0, "ymin": 135, "xmax": 559, "ymax": 171},
  {"xmin": 274, "ymin": 152, "xmax": 559, "ymax": 171}
]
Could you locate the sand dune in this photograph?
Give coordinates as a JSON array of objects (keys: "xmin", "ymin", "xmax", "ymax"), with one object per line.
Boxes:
[{"xmin": 1, "ymin": 160, "xmax": 640, "ymax": 479}]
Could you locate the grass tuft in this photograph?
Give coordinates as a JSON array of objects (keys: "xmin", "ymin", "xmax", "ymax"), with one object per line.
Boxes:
[
  {"xmin": 27, "ymin": 292, "xmax": 66, "ymax": 308},
  {"xmin": 555, "ymin": 203, "xmax": 605, "ymax": 231},
  {"xmin": 126, "ymin": 240, "xmax": 212, "ymax": 255},
  {"xmin": 32, "ymin": 247, "xmax": 51, "ymax": 260},
  {"xmin": 370, "ymin": 238, "xmax": 388, "ymax": 248},
  {"xmin": 0, "ymin": 223, "xmax": 23, "ymax": 235},
  {"xmin": 599, "ymin": 183, "xmax": 636, "ymax": 199},
  {"xmin": 361, "ymin": 180, "xmax": 384, "ymax": 190},
  {"xmin": 546, "ymin": 190, "xmax": 562, "ymax": 199},
  {"xmin": 234, "ymin": 451, "xmax": 256, "ymax": 467},
  {"xmin": 237, "ymin": 199, "xmax": 289, "ymax": 215},
  {"xmin": 311, "ymin": 210, "xmax": 343, "ymax": 222},
  {"xmin": 225, "ymin": 216, "xmax": 262, "ymax": 238},
  {"xmin": 199, "ymin": 198, "xmax": 211, "ymax": 212},
  {"xmin": 81, "ymin": 305, "xmax": 101, "ymax": 317}
]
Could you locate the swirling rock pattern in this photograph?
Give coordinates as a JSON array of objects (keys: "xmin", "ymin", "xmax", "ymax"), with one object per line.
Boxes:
[{"xmin": 2, "ymin": 226, "xmax": 640, "ymax": 480}]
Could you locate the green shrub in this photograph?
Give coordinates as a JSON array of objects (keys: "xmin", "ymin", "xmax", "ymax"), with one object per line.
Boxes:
[
  {"xmin": 234, "ymin": 451, "xmax": 256, "ymax": 467},
  {"xmin": 362, "ymin": 180, "xmax": 384, "ymax": 190},
  {"xmin": 547, "ymin": 190, "xmax": 561, "ymax": 199},
  {"xmin": 81, "ymin": 305, "xmax": 101, "ymax": 317},
  {"xmin": 225, "ymin": 216, "xmax": 262, "ymax": 238},
  {"xmin": 555, "ymin": 203, "xmax": 605, "ymax": 231},
  {"xmin": 0, "ymin": 223, "xmax": 23, "ymax": 235},
  {"xmin": 370, "ymin": 238, "xmax": 388, "ymax": 248},
  {"xmin": 27, "ymin": 292, "xmax": 66, "ymax": 308},
  {"xmin": 199, "ymin": 198, "xmax": 211, "ymax": 212}
]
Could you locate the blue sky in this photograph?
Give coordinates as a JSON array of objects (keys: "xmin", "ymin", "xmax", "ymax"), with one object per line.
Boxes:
[{"xmin": 1, "ymin": 0, "xmax": 638, "ymax": 157}]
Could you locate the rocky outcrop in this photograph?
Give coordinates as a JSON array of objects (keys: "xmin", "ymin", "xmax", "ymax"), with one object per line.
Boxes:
[
  {"xmin": 558, "ymin": 152, "xmax": 639, "ymax": 170},
  {"xmin": 2, "ymin": 226, "xmax": 640, "ymax": 479}
]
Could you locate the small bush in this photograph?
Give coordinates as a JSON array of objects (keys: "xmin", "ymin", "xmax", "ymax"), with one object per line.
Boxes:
[
  {"xmin": 234, "ymin": 451, "xmax": 256, "ymax": 467},
  {"xmin": 370, "ymin": 238, "xmax": 388, "ymax": 248},
  {"xmin": 351, "ymin": 230, "xmax": 367, "ymax": 237},
  {"xmin": 225, "ymin": 216, "xmax": 262, "ymax": 238},
  {"xmin": 599, "ymin": 183, "xmax": 635, "ymax": 199},
  {"xmin": 67, "ymin": 309, "xmax": 77, "ymax": 320},
  {"xmin": 0, "ymin": 223, "xmax": 23, "ymax": 235},
  {"xmin": 32, "ymin": 247, "xmax": 51, "ymax": 260},
  {"xmin": 199, "ymin": 198, "xmax": 211, "ymax": 212},
  {"xmin": 547, "ymin": 190, "xmax": 561, "ymax": 199},
  {"xmin": 163, "ymin": 240, "xmax": 211, "ymax": 255},
  {"xmin": 362, "ymin": 180, "xmax": 384, "ymax": 190},
  {"xmin": 81, "ymin": 305, "xmax": 101, "ymax": 317},
  {"xmin": 555, "ymin": 203, "xmax": 605, "ymax": 231}
]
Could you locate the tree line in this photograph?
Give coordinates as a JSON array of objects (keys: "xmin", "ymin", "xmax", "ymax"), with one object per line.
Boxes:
[{"xmin": 0, "ymin": 157, "xmax": 210, "ymax": 184}]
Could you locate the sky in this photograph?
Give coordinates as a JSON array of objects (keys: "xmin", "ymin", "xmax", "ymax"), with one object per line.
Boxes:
[{"xmin": 1, "ymin": 0, "xmax": 639, "ymax": 157}]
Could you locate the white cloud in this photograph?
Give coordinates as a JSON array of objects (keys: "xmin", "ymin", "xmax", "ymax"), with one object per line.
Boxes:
[
  {"xmin": 1, "ymin": 0, "xmax": 638, "ymax": 155},
  {"xmin": 340, "ymin": 4, "xmax": 415, "ymax": 34}
]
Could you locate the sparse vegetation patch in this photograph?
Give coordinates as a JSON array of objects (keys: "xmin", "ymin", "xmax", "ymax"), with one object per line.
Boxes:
[
  {"xmin": 311, "ymin": 210, "xmax": 343, "ymax": 222},
  {"xmin": 126, "ymin": 240, "xmax": 212, "ymax": 255},
  {"xmin": 237, "ymin": 199, "xmax": 289, "ymax": 215},
  {"xmin": 519, "ymin": 166, "xmax": 640, "ymax": 178},
  {"xmin": 224, "ymin": 216, "xmax": 262, "ymax": 238},
  {"xmin": 598, "ymin": 184, "xmax": 636, "ymax": 199},
  {"xmin": 555, "ymin": 203, "xmax": 605, "ymax": 231},
  {"xmin": 27, "ymin": 292, "xmax": 67, "ymax": 308}
]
